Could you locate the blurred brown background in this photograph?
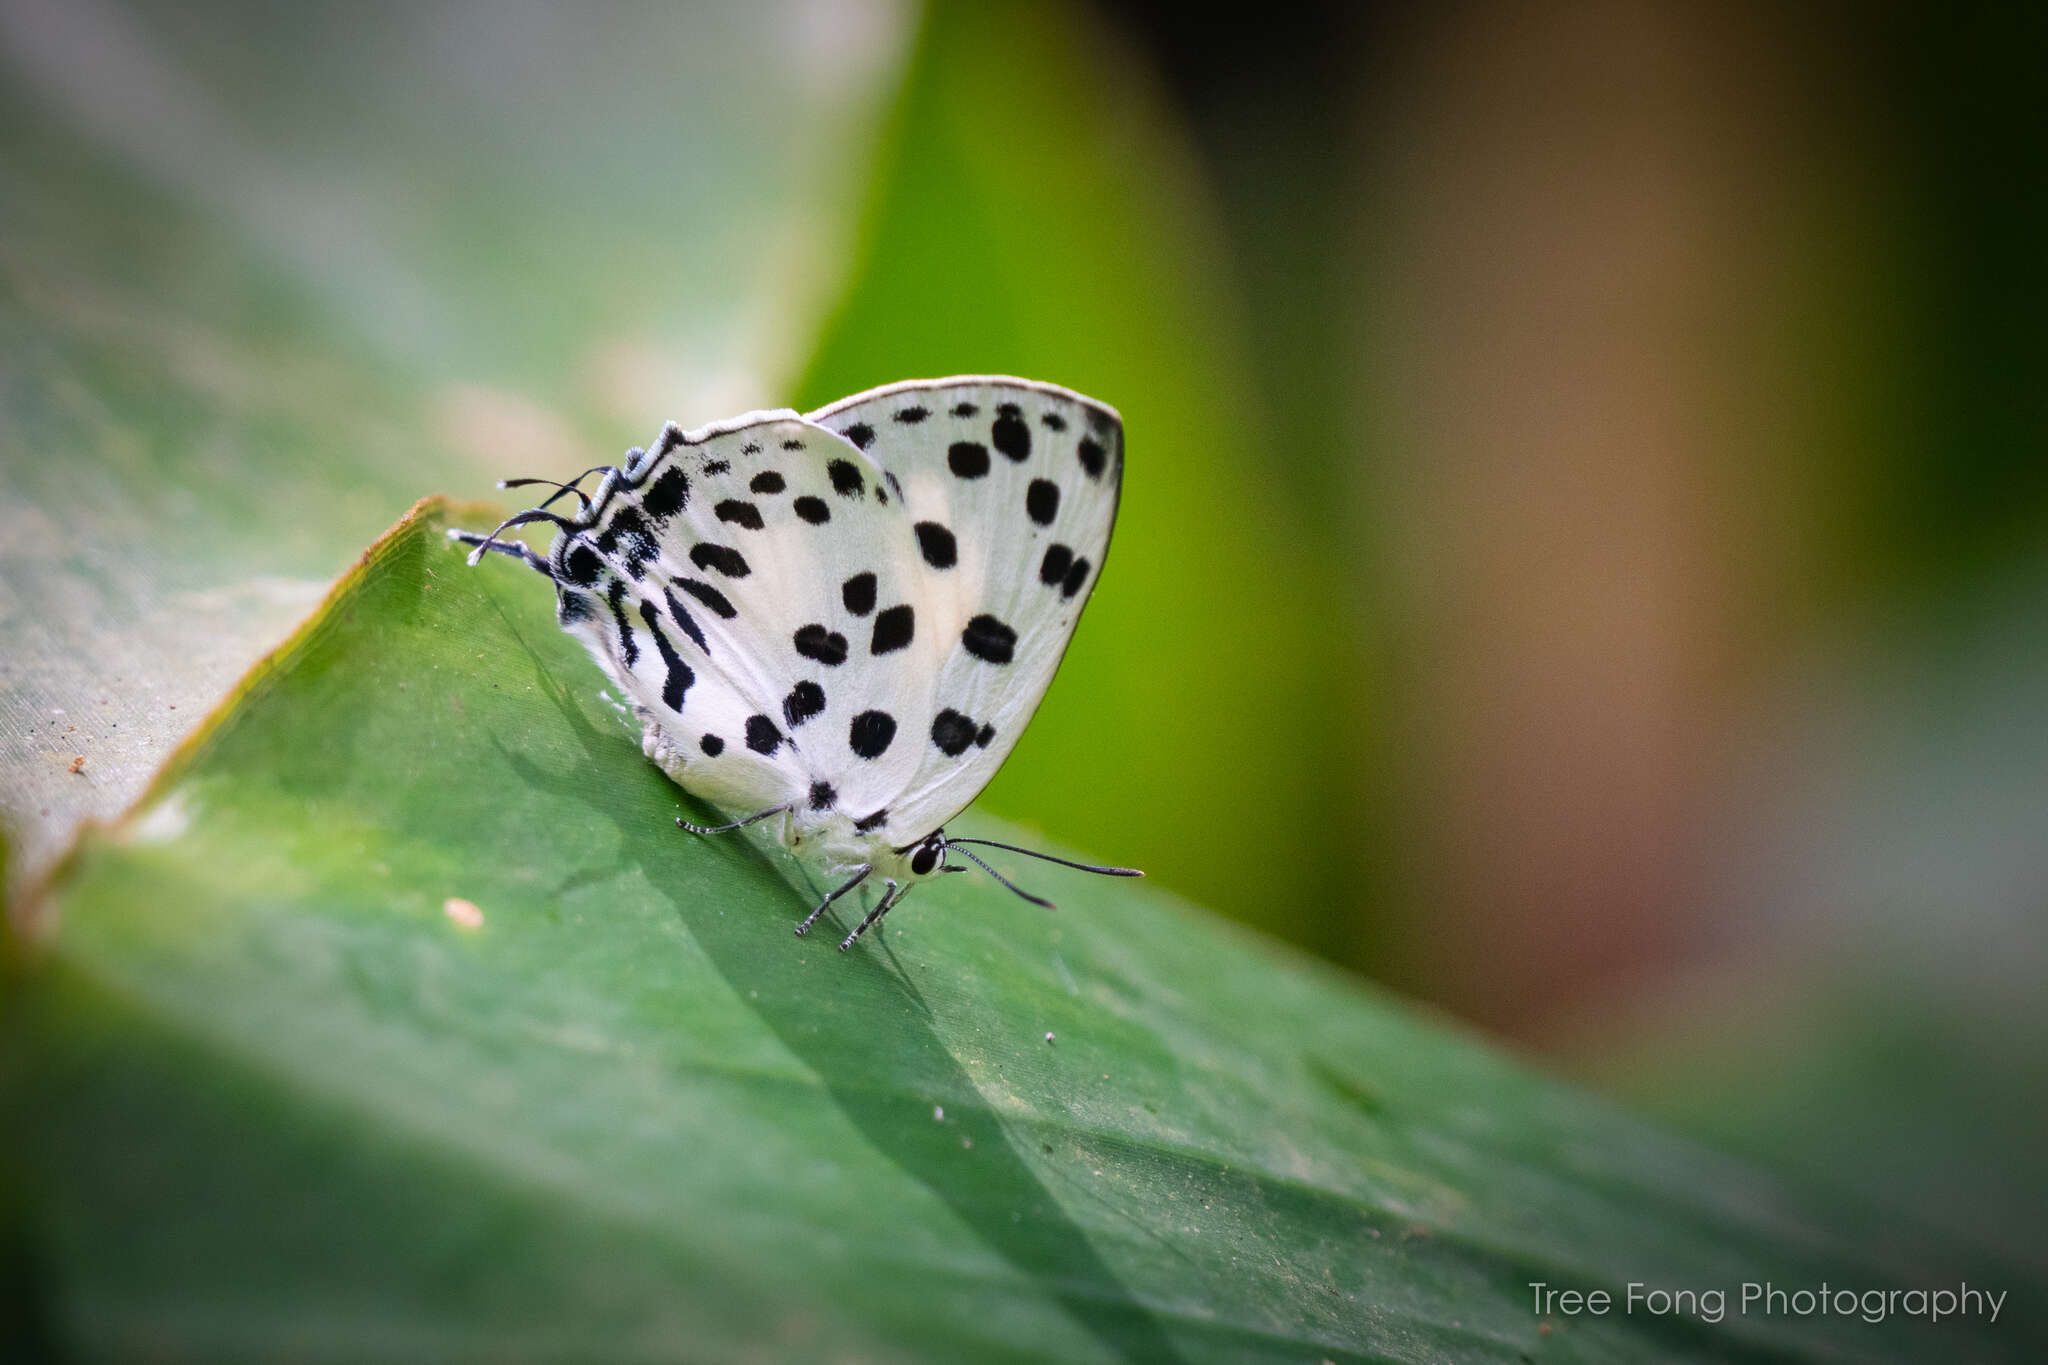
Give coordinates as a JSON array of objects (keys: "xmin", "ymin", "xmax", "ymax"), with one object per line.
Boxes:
[{"xmin": 1094, "ymin": 0, "xmax": 2047, "ymax": 1262}]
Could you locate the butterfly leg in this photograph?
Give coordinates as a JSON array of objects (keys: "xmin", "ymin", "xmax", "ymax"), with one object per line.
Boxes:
[
  {"xmin": 676, "ymin": 804, "xmax": 789, "ymax": 836},
  {"xmin": 795, "ymin": 865, "xmax": 870, "ymax": 937},
  {"xmin": 839, "ymin": 880, "xmax": 909, "ymax": 952}
]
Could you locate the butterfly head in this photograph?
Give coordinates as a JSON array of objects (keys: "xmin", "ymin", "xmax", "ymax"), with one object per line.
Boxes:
[{"xmin": 907, "ymin": 832, "xmax": 950, "ymax": 880}]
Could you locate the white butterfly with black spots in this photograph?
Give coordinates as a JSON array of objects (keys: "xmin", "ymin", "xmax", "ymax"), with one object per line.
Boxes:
[{"xmin": 453, "ymin": 376, "xmax": 1140, "ymax": 949}]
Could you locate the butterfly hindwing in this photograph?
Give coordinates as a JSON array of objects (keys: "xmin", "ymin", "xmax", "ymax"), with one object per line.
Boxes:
[
  {"xmin": 545, "ymin": 377, "xmax": 1122, "ymax": 846},
  {"xmin": 806, "ymin": 378, "xmax": 1123, "ymax": 842}
]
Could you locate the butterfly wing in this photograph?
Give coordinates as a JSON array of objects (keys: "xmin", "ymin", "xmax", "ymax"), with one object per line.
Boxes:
[
  {"xmin": 804, "ymin": 377, "xmax": 1123, "ymax": 842},
  {"xmin": 545, "ymin": 409, "xmax": 879, "ymax": 820},
  {"xmin": 544, "ymin": 376, "xmax": 1121, "ymax": 849}
]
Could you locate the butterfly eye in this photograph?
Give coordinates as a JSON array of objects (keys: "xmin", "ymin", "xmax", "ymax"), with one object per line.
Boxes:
[{"xmin": 910, "ymin": 843, "xmax": 940, "ymax": 877}]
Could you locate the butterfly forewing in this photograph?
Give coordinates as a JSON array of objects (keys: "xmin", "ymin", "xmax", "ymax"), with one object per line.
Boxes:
[{"xmin": 545, "ymin": 377, "xmax": 1122, "ymax": 847}]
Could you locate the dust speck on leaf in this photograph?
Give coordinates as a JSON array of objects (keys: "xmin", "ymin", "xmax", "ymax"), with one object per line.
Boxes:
[{"xmin": 443, "ymin": 897, "xmax": 485, "ymax": 930}]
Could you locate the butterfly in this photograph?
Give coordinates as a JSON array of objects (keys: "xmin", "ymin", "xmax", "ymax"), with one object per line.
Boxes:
[{"xmin": 451, "ymin": 376, "xmax": 1140, "ymax": 950}]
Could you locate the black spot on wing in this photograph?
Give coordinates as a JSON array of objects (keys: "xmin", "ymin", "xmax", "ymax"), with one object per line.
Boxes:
[
  {"xmin": 948, "ymin": 442, "xmax": 990, "ymax": 479},
  {"xmin": 914, "ymin": 522, "xmax": 958, "ymax": 570},
  {"xmin": 809, "ymin": 780, "xmax": 836, "ymax": 811},
  {"xmin": 1040, "ymin": 543, "xmax": 1073, "ymax": 585},
  {"xmin": 699, "ymin": 734, "xmax": 724, "ymax": 756},
  {"xmin": 1026, "ymin": 479, "xmax": 1060, "ymax": 525},
  {"xmin": 689, "ymin": 543, "xmax": 750, "ymax": 578},
  {"xmin": 1078, "ymin": 437, "xmax": 1107, "ymax": 479},
  {"xmin": 975, "ymin": 723, "xmax": 995, "ymax": 748},
  {"xmin": 593, "ymin": 508, "xmax": 631, "ymax": 552},
  {"xmin": 642, "ymin": 466, "xmax": 690, "ymax": 519},
  {"xmin": 961, "ymin": 613, "xmax": 1016, "ymax": 664},
  {"xmin": 951, "ymin": 401, "xmax": 979, "ymax": 418},
  {"xmin": 605, "ymin": 581, "xmax": 638, "ymax": 665},
  {"xmin": 1041, "ymin": 412, "xmax": 1068, "ymax": 432},
  {"xmin": 563, "ymin": 543, "xmax": 601, "ymax": 587},
  {"xmin": 677, "ymin": 577, "xmax": 737, "ymax": 619},
  {"xmin": 701, "ymin": 459, "xmax": 730, "ymax": 476},
  {"xmin": 794, "ymin": 624, "xmax": 849, "ymax": 667},
  {"xmin": 931, "ymin": 709, "xmax": 977, "ymax": 757},
  {"xmin": 1062, "ymin": 556, "xmax": 1092, "ymax": 599},
  {"xmin": 750, "ymin": 470, "xmax": 785, "ymax": 494},
  {"xmin": 661, "ymin": 589, "xmax": 707, "ymax": 652},
  {"xmin": 893, "ymin": 405, "xmax": 929, "ymax": 424},
  {"xmin": 854, "ymin": 809, "xmax": 889, "ymax": 833},
  {"xmin": 782, "ymin": 438, "xmax": 805, "ymax": 452},
  {"xmin": 992, "ymin": 406, "xmax": 1031, "ymax": 462},
  {"xmin": 784, "ymin": 680, "xmax": 825, "ymax": 727},
  {"xmin": 849, "ymin": 710, "xmax": 896, "ymax": 759},
  {"xmin": 638, "ymin": 600, "xmax": 694, "ymax": 711},
  {"xmin": 827, "ymin": 459, "xmax": 865, "ymax": 498},
  {"xmin": 794, "ymin": 495, "xmax": 830, "ymax": 525},
  {"xmin": 871, "ymin": 604, "xmax": 915, "ymax": 655},
  {"xmin": 598, "ymin": 505, "xmax": 657, "ymax": 577},
  {"xmin": 745, "ymin": 715, "xmax": 783, "ymax": 755},
  {"xmin": 843, "ymin": 422, "xmax": 876, "ymax": 450},
  {"xmin": 842, "ymin": 571, "xmax": 877, "ymax": 616},
  {"xmin": 741, "ymin": 442, "xmax": 762, "ymax": 455},
  {"xmin": 714, "ymin": 499, "xmax": 764, "ymax": 530}
]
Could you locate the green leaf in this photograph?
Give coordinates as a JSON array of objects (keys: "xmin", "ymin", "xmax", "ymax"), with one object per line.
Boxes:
[{"xmin": 8, "ymin": 501, "xmax": 2035, "ymax": 1362}]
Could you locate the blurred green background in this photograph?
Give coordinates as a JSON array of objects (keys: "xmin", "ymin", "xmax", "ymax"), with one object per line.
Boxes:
[{"xmin": 3, "ymin": 0, "xmax": 2043, "ymax": 1281}]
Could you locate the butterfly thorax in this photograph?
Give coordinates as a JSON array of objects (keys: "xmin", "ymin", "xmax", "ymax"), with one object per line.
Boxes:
[{"xmin": 782, "ymin": 806, "xmax": 942, "ymax": 885}]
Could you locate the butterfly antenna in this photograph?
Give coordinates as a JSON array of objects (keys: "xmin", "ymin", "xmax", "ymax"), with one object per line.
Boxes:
[
  {"xmin": 498, "ymin": 476, "xmax": 594, "ymax": 514},
  {"xmin": 503, "ymin": 463, "xmax": 618, "ymax": 515},
  {"xmin": 949, "ymin": 845, "xmax": 1056, "ymax": 909},
  {"xmin": 944, "ymin": 838, "xmax": 1144, "ymax": 878}
]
